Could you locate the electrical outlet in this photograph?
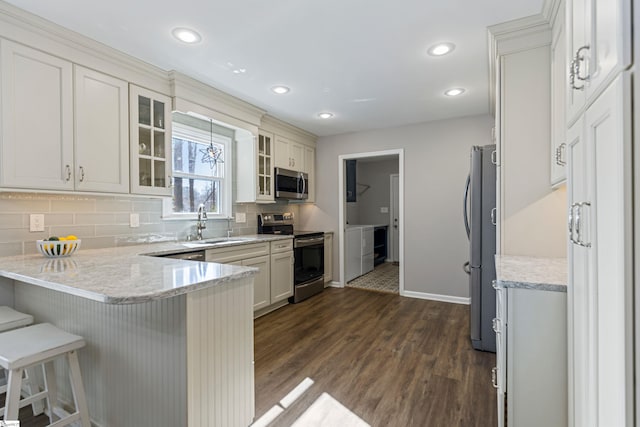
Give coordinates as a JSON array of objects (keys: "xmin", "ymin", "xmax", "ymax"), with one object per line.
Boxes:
[
  {"xmin": 380, "ymin": 207, "xmax": 389, "ymax": 213},
  {"xmin": 130, "ymin": 213, "xmax": 140, "ymax": 228},
  {"xmin": 29, "ymin": 214, "xmax": 45, "ymax": 232},
  {"xmin": 235, "ymin": 213, "xmax": 246, "ymax": 223}
]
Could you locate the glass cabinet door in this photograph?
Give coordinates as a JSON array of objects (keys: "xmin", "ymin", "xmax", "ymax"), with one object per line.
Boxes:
[
  {"xmin": 130, "ymin": 85, "xmax": 172, "ymax": 196},
  {"xmin": 257, "ymin": 132, "xmax": 274, "ymax": 201}
]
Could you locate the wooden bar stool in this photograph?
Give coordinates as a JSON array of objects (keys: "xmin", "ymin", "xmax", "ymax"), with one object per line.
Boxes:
[{"xmin": 0, "ymin": 323, "xmax": 90, "ymax": 427}]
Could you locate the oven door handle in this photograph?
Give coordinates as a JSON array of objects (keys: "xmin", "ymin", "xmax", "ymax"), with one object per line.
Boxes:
[{"xmin": 294, "ymin": 236, "xmax": 324, "ymax": 248}]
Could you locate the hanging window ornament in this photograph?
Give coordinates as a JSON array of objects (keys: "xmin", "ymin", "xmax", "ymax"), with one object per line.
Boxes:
[{"xmin": 199, "ymin": 119, "xmax": 225, "ymax": 170}]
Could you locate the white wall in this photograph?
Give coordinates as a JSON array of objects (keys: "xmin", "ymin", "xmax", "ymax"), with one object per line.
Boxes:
[{"xmin": 299, "ymin": 114, "xmax": 493, "ymax": 299}]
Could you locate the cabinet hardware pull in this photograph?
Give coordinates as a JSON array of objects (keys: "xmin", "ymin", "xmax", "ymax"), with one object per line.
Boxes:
[
  {"xmin": 492, "ymin": 280, "xmax": 500, "ymax": 290},
  {"xmin": 491, "ymin": 367, "xmax": 499, "ymax": 389},
  {"xmin": 575, "ymin": 46, "xmax": 590, "ymax": 82},
  {"xmin": 65, "ymin": 165, "xmax": 71, "ymax": 182},
  {"xmin": 168, "ymin": 175, "xmax": 173, "ymax": 188},
  {"xmin": 575, "ymin": 202, "xmax": 591, "ymax": 247},
  {"xmin": 492, "ymin": 318, "xmax": 501, "ymax": 334},
  {"xmin": 557, "ymin": 143, "xmax": 567, "ymax": 166},
  {"xmin": 568, "ymin": 203, "xmax": 576, "ymax": 243},
  {"xmin": 491, "ymin": 150, "xmax": 497, "ymax": 165},
  {"xmin": 490, "ymin": 208, "xmax": 497, "ymax": 226},
  {"xmin": 79, "ymin": 166, "xmax": 85, "ymax": 182}
]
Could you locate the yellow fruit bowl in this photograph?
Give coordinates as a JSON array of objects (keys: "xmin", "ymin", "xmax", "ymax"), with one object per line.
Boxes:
[{"xmin": 36, "ymin": 239, "xmax": 81, "ymax": 258}]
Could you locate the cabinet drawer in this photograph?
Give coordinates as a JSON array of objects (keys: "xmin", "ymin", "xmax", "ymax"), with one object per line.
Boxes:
[
  {"xmin": 206, "ymin": 242, "xmax": 269, "ymax": 263},
  {"xmin": 270, "ymin": 239, "xmax": 293, "ymax": 254}
]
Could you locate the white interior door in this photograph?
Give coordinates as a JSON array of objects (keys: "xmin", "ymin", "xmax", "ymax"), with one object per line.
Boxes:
[{"xmin": 390, "ymin": 174, "xmax": 399, "ymax": 262}]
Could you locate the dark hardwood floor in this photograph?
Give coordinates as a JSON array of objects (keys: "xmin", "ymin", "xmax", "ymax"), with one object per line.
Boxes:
[
  {"xmin": 254, "ymin": 287, "xmax": 497, "ymax": 427},
  {"xmin": 11, "ymin": 287, "xmax": 496, "ymax": 427}
]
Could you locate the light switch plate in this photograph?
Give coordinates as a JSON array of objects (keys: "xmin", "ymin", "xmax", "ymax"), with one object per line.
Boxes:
[
  {"xmin": 380, "ymin": 207, "xmax": 389, "ymax": 213},
  {"xmin": 29, "ymin": 214, "xmax": 45, "ymax": 232},
  {"xmin": 235, "ymin": 213, "xmax": 246, "ymax": 223},
  {"xmin": 130, "ymin": 213, "xmax": 140, "ymax": 228}
]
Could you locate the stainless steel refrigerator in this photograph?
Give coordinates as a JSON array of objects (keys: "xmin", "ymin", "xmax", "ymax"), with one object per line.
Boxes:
[{"xmin": 463, "ymin": 145, "xmax": 497, "ymax": 352}]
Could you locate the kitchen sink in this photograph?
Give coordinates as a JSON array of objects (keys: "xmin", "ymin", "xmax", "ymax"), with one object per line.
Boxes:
[{"xmin": 181, "ymin": 238, "xmax": 250, "ymax": 248}]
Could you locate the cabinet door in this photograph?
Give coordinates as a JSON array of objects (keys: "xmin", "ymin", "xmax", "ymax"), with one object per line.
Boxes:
[
  {"xmin": 566, "ymin": 0, "xmax": 587, "ymax": 124},
  {"xmin": 270, "ymin": 251, "xmax": 293, "ymax": 303},
  {"xmin": 304, "ymin": 146, "xmax": 315, "ymax": 202},
  {"xmin": 74, "ymin": 66, "xmax": 129, "ymax": 193},
  {"xmin": 274, "ymin": 136, "xmax": 290, "ymax": 169},
  {"xmin": 581, "ymin": 72, "xmax": 632, "ymax": 426},
  {"xmin": 494, "ymin": 282, "xmax": 505, "ymax": 427},
  {"xmin": 243, "ymin": 255, "xmax": 270, "ymax": 312},
  {"xmin": 289, "ymin": 141, "xmax": 304, "ymax": 171},
  {"xmin": 550, "ymin": 10, "xmax": 567, "ymax": 186},
  {"xmin": 256, "ymin": 132, "xmax": 274, "ymax": 201},
  {"xmin": 585, "ymin": 0, "xmax": 631, "ymax": 102},
  {"xmin": 130, "ymin": 85, "xmax": 172, "ymax": 196},
  {"xmin": 0, "ymin": 40, "xmax": 73, "ymax": 190},
  {"xmin": 324, "ymin": 233, "xmax": 333, "ymax": 285},
  {"xmin": 566, "ymin": 116, "xmax": 592, "ymax": 427}
]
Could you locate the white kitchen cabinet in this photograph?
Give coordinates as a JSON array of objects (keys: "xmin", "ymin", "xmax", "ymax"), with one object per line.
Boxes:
[
  {"xmin": 567, "ymin": 72, "xmax": 633, "ymax": 427},
  {"xmin": 275, "ymin": 135, "xmax": 305, "ymax": 171},
  {"xmin": 324, "ymin": 232, "xmax": 333, "ymax": 285},
  {"xmin": 1, "ymin": 39, "xmax": 73, "ymax": 190},
  {"xmin": 0, "ymin": 40, "xmax": 129, "ymax": 194},
  {"xmin": 236, "ymin": 130, "xmax": 276, "ymax": 204},
  {"xmin": 304, "ymin": 146, "xmax": 315, "ymax": 203},
  {"xmin": 129, "ymin": 85, "xmax": 172, "ymax": 196},
  {"xmin": 565, "ymin": 0, "xmax": 631, "ymax": 125},
  {"xmin": 74, "ymin": 66, "xmax": 129, "ymax": 193},
  {"xmin": 270, "ymin": 250, "xmax": 293, "ymax": 303},
  {"xmin": 497, "ymin": 284, "xmax": 567, "ymax": 427},
  {"xmin": 550, "ymin": 4, "xmax": 567, "ymax": 186},
  {"xmin": 243, "ymin": 255, "xmax": 270, "ymax": 311}
]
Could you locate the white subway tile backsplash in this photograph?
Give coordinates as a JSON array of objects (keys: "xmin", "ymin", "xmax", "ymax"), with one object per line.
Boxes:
[
  {"xmin": 51, "ymin": 199, "xmax": 96, "ymax": 213},
  {"xmin": 0, "ymin": 192, "xmax": 304, "ymax": 255},
  {"xmin": 0, "ymin": 214, "xmax": 24, "ymax": 229}
]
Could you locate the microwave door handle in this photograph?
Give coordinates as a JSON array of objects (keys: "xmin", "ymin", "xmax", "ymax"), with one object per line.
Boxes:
[{"xmin": 301, "ymin": 173, "xmax": 306, "ymax": 198}]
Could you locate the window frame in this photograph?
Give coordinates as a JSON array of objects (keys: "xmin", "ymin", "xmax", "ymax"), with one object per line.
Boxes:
[{"xmin": 162, "ymin": 122, "xmax": 233, "ymax": 220}]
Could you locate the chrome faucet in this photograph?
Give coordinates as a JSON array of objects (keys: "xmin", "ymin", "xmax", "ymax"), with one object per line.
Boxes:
[{"xmin": 196, "ymin": 204, "xmax": 207, "ymax": 240}]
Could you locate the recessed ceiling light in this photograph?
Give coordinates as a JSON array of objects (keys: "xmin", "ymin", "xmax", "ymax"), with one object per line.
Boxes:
[
  {"xmin": 444, "ymin": 88, "xmax": 465, "ymax": 97},
  {"xmin": 428, "ymin": 42, "xmax": 455, "ymax": 56},
  {"xmin": 172, "ymin": 28, "xmax": 202, "ymax": 44},
  {"xmin": 318, "ymin": 112, "xmax": 334, "ymax": 119},
  {"xmin": 232, "ymin": 68, "xmax": 247, "ymax": 74},
  {"xmin": 271, "ymin": 86, "xmax": 290, "ymax": 94}
]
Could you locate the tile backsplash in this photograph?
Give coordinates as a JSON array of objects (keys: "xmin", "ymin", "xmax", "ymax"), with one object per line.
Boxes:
[{"xmin": 0, "ymin": 192, "xmax": 299, "ymax": 257}]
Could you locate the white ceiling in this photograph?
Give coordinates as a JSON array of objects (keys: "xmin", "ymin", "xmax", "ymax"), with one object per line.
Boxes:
[{"xmin": 5, "ymin": 0, "xmax": 544, "ymax": 137}]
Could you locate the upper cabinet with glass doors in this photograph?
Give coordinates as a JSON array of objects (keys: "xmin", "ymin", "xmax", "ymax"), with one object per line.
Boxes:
[
  {"xmin": 130, "ymin": 85, "xmax": 172, "ymax": 196},
  {"xmin": 257, "ymin": 131, "xmax": 274, "ymax": 201}
]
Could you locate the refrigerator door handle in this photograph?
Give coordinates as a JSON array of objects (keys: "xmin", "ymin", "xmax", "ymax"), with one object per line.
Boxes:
[
  {"xmin": 490, "ymin": 208, "xmax": 497, "ymax": 226},
  {"xmin": 463, "ymin": 261, "xmax": 471, "ymax": 275},
  {"xmin": 464, "ymin": 174, "xmax": 471, "ymax": 239}
]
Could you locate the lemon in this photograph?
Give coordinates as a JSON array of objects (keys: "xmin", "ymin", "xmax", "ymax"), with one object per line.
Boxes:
[{"xmin": 66, "ymin": 234, "xmax": 78, "ymax": 241}]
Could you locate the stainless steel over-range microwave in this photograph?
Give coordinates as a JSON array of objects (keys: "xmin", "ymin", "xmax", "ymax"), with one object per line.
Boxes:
[{"xmin": 275, "ymin": 167, "xmax": 309, "ymax": 200}]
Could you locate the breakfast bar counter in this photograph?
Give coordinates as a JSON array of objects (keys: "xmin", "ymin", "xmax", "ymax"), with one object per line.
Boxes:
[{"xmin": 0, "ymin": 240, "xmax": 271, "ymax": 427}]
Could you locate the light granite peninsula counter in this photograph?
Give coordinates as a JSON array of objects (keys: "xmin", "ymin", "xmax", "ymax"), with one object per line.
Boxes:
[
  {"xmin": 0, "ymin": 235, "xmax": 291, "ymax": 427},
  {"xmin": 493, "ymin": 254, "xmax": 568, "ymax": 426}
]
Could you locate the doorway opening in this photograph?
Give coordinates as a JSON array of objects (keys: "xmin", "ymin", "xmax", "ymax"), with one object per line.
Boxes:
[{"xmin": 338, "ymin": 149, "xmax": 404, "ymax": 295}]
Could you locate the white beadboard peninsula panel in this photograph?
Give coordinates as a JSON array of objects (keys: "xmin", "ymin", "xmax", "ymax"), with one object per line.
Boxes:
[
  {"xmin": 186, "ymin": 277, "xmax": 255, "ymax": 427},
  {"xmin": 14, "ymin": 282, "xmax": 187, "ymax": 427}
]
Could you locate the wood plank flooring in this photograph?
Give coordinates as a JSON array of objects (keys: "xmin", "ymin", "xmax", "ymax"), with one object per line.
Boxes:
[
  {"xmin": 254, "ymin": 287, "xmax": 497, "ymax": 427},
  {"xmin": 12, "ymin": 287, "xmax": 496, "ymax": 427}
]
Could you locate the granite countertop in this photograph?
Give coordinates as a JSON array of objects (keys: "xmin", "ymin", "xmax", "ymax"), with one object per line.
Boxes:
[
  {"xmin": 495, "ymin": 255, "xmax": 567, "ymax": 293},
  {"xmin": 0, "ymin": 235, "xmax": 292, "ymax": 305}
]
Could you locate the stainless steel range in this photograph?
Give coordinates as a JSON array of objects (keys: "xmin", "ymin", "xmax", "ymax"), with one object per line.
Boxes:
[{"xmin": 258, "ymin": 213, "xmax": 324, "ymax": 303}]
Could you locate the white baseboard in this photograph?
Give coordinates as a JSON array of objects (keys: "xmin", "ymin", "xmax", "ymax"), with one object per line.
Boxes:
[
  {"xmin": 327, "ymin": 281, "xmax": 343, "ymax": 288},
  {"xmin": 401, "ymin": 290, "xmax": 470, "ymax": 305}
]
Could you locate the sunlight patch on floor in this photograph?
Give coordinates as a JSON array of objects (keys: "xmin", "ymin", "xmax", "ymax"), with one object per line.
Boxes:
[{"xmin": 251, "ymin": 377, "xmax": 369, "ymax": 427}]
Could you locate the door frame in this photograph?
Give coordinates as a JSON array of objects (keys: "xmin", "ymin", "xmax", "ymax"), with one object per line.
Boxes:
[
  {"xmin": 338, "ymin": 149, "xmax": 404, "ymax": 294},
  {"xmin": 389, "ymin": 173, "xmax": 399, "ymax": 262}
]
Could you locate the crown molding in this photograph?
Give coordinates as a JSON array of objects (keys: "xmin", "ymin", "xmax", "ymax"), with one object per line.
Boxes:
[{"xmin": 260, "ymin": 115, "xmax": 317, "ymax": 145}]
